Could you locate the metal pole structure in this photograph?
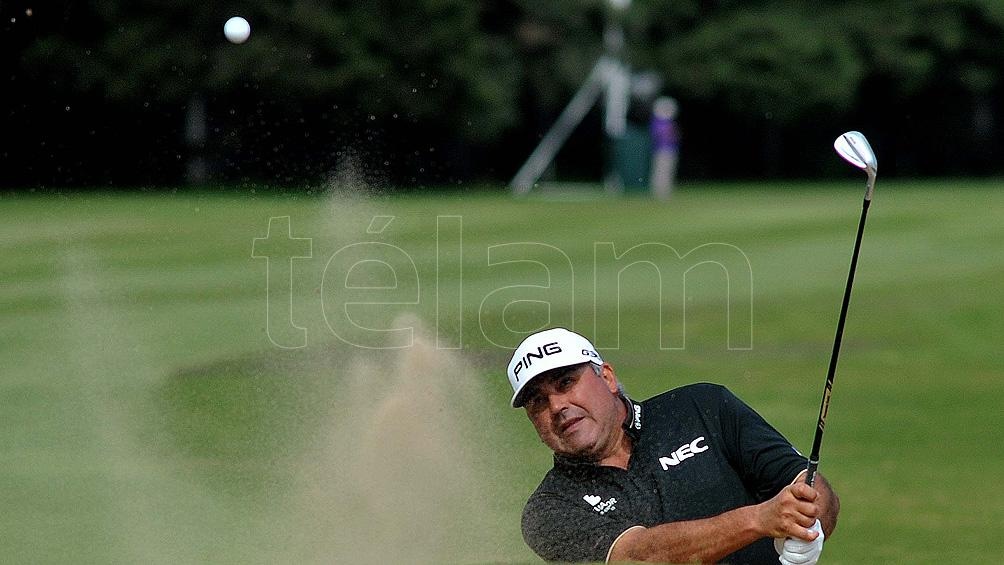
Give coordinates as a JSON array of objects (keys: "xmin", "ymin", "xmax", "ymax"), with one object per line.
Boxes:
[
  {"xmin": 509, "ymin": 0, "xmax": 632, "ymax": 195},
  {"xmin": 509, "ymin": 59, "xmax": 612, "ymax": 195}
]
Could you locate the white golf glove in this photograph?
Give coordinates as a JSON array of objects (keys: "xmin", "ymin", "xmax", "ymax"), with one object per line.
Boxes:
[{"xmin": 774, "ymin": 519, "xmax": 824, "ymax": 565}]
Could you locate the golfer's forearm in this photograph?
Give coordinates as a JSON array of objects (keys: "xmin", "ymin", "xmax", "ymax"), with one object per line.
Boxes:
[
  {"xmin": 814, "ymin": 474, "xmax": 840, "ymax": 536},
  {"xmin": 608, "ymin": 506, "xmax": 762, "ymax": 563}
]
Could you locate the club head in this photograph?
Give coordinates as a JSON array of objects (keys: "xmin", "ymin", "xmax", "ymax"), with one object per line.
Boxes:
[{"xmin": 834, "ymin": 131, "xmax": 878, "ymax": 200}]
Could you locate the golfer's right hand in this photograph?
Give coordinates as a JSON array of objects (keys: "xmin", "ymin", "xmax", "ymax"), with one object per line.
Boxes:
[{"xmin": 756, "ymin": 482, "xmax": 820, "ymax": 541}]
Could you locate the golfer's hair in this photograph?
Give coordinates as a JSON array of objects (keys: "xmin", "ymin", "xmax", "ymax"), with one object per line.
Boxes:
[{"xmin": 584, "ymin": 363, "xmax": 629, "ymax": 398}]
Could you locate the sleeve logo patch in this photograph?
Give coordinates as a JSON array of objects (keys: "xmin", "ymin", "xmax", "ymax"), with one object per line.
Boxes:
[{"xmin": 583, "ymin": 495, "xmax": 617, "ymax": 514}]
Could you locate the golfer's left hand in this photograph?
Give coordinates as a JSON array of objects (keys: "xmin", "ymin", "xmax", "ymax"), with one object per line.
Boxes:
[{"xmin": 774, "ymin": 519, "xmax": 824, "ymax": 565}]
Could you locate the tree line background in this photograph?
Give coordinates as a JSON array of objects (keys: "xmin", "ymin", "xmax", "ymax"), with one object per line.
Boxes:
[{"xmin": 3, "ymin": 0, "xmax": 1004, "ymax": 189}]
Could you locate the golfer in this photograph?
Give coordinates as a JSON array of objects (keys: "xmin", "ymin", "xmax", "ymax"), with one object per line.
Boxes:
[{"xmin": 507, "ymin": 328, "xmax": 839, "ymax": 564}]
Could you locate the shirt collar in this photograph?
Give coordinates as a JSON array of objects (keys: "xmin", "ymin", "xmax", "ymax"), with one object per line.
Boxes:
[{"xmin": 622, "ymin": 394, "xmax": 643, "ymax": 440}]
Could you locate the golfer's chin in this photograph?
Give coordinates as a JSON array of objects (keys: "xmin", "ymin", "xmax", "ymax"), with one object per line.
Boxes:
[{"xmin": 553, "ymin": 428, "xmax": 602, "ymax": 460}]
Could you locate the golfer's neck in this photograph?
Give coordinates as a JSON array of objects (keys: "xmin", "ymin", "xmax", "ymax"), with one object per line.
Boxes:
[{"xmin": 597, "ymin": 432, "xmax": 633, "ymax": 469}]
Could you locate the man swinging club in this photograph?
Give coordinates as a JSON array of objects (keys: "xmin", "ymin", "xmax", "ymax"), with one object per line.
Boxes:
[{"xmin": 507, "ymin": 328, "xmax": 839, "ymax": 564}]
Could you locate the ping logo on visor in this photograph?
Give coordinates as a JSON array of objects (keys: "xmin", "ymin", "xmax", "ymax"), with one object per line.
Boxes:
[{"xmin": 512, "ymin": 342, "xmax": 562, "ymax": 381}]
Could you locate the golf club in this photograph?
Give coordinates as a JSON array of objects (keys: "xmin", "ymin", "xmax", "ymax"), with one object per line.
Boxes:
[{"xmin": 804, "ymin": 131, "xmax": 878, "ymax": 487}]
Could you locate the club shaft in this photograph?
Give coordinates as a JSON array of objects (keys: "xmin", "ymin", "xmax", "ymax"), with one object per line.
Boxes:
[{"xmin": 805, "ymin": 198, "xmax": 871, "ymax": 486}]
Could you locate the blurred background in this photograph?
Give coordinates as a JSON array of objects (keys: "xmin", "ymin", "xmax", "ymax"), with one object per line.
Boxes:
[{"xmin": 5, "ymin": 0, "xmax": 1004, "ymax": 189}]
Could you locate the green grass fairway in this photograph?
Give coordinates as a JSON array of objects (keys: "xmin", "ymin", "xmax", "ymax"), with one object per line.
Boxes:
[{"xmin": 3, "ymin": 181, "xmax": 1003, "ymax": 563}]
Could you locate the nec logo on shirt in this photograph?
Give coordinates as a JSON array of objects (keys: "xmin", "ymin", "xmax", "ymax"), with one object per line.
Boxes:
[{"xmin": 658, "ymin": 436, "xmax": 709, "ymax": 470}]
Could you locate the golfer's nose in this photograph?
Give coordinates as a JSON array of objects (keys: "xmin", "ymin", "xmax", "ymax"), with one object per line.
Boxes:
[{"xmin": 547, "ymin": 390, "xmax": 571, "ymax": 415}]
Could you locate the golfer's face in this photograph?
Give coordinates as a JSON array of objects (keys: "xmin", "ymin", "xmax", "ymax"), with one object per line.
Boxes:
[{"xmin": 524, "ymin": 364, "xmax": 622, "ymax": 460}]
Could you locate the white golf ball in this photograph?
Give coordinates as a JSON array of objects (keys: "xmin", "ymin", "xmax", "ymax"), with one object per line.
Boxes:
[{"xmin": 224, "ymin": 16, "xmax": 250, "ymax": 44}]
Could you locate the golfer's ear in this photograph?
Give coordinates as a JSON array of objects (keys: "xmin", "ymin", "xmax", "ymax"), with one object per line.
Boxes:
[{"xmin": 600, "ymin": 363, "xmax": 618, "ymax": 392}]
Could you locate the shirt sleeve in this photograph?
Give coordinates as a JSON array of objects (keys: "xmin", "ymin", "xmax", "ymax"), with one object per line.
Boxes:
[
  {"xmin": 522, "ymin": 492, "xmax": 638, "ymax": 563},
  {"xmin": 716, "ymin": 385, "xmax": 807, "ymax": 501}
]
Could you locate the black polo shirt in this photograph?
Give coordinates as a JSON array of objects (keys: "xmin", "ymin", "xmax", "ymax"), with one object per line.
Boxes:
[{"xmin": 521, "ymin": 383, "xmax": 806, "ymax": 564}]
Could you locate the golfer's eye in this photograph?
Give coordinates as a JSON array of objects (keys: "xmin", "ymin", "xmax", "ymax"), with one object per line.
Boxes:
[
  {"xmin": 558, "ymin": 375, "xmax": 576, "ymax": 391},
  {"xmin": 525, "ymin": 393, "xmax": 544, "ymax": 412}
]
